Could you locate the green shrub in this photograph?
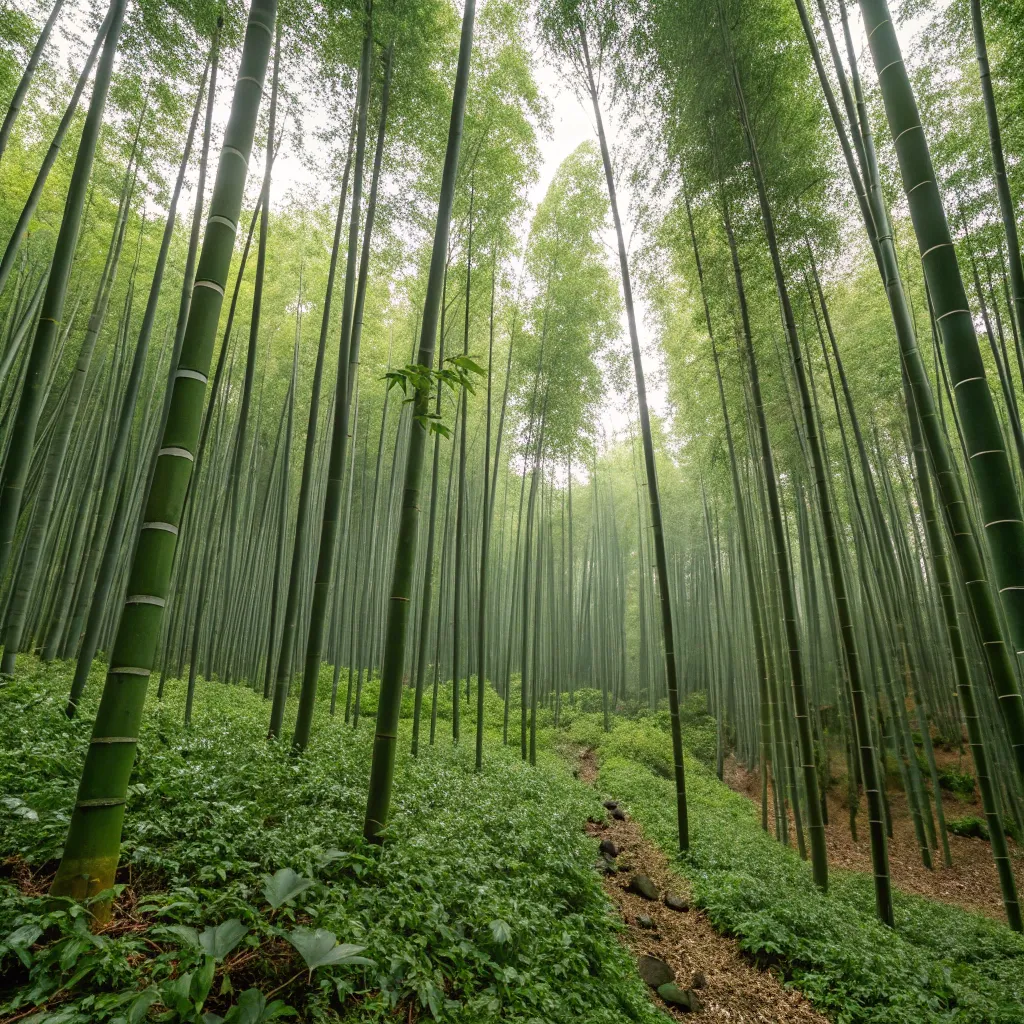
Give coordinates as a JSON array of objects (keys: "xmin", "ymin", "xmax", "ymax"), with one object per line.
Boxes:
[
  {"xmin": 938, "ymin": 765, "xmax": 976, "ymax": 798},
  {"xmin": 561, "ymin": 713, "xmax": 608, "ymax": 752},
  {"xmin": 566, "ymin": 687, "xmax": 606, "ymax": 715},
  {"xmin": 602, "ymin": 721, "xmax": 674, "ymax": 779},
  {"xmin": 678, "ymin": 690, "xmax": 709, "ymax": 723},
  {"xmin": 0, "ymin": 661, "xmax": 664, "ymax": 1024},
  {"xmin": 946, "ymin": 816, "xmax": 989, "ymax": 841}
]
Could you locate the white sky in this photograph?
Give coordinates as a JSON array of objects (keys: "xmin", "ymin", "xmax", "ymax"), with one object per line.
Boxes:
[{"xmin": 527, "ymin": 45, "xmax": 665, "ymax": 442}]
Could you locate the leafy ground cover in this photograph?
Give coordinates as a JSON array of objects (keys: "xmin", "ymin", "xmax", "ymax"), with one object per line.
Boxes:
[
  {"xmin": 0, "ymin": 661, "xmax": 666, "ymax": 1024},
  {"xmin": 548, "ymin": 704, "xmax": 1024, "ymax": 1024}
]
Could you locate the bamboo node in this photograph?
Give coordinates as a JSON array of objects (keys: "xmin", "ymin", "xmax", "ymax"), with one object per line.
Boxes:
[
  {"xmin": 175, "ymin": 368, "xmax": 209, "ymax": 385},
  {"xmin": 142, "ymin": 521, "xmax": 179, "ymax": 535},
  {"xmin": 876, "ymin": 58, "xmax": 904, "ymax": 78},
  {"xmin": 194, "ymin": 279, "xmax": 226, "ymax": 298},
  {"xmin": 208, "ymin": 215, "xmax": 237, "ymax": 234},
  {"xmin": 221, "ymin": 146, "xmax": 249, "ymax": 169},
  {"xmin": 158, "ymin": 446, "xmax": 195, "ymax": 462}
]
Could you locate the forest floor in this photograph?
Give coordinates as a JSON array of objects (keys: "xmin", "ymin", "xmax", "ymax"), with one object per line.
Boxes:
[
  {"xmin": 3, "ymin": 667, "xmax": 1024, "ymax": 1024},
  {"xmin": 723, "ymin": 752, "xmax": 1024, "ymax": 922},
  {"xmin": 560, "ymin": 708, "xmax": 1024, "ymax": 1023},
  {"xmin": 0, "ymin": 661, "xmax": 669, "ymax": 1024},
  {"xmin": 576, "ymin": 749, "xmax": 828, "ymax": 1023}
]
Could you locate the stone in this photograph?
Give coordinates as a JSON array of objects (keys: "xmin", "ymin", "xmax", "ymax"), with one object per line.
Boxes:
[
  {"xmin": 599, "ymin": 839, "xmax": 619, "ymax": 858},
  {"xmin": 603, "ymin": 799, "xmax": 619, "ymax": 810},
  {"xmin": 594, "ymin": 859, "xmax": 616, "ymax": 875},
  {"xmin": 637, "ymin": 954, "xmax": 674, "ymax": 989},
  {"xmin": 635, "ymin": 914, "xmax": 655, "ymax": 929},
  {"xmin": 611, "ymin": 806, "xmax": 626, "ymax": 821},
  {"xmin": 627, "ymin": 874, "xmax": 659, "ymax": 900},
  {"xmin": 657, "ymin": 983, "xmax": 701, "ymax": 1012},
  {"xmin": 664, "ymin": 893, "xmax": 689, "ymax": 912},
  {"xmin": 691, "ymin": 972, "xmax": 707, "ymax": 990}
]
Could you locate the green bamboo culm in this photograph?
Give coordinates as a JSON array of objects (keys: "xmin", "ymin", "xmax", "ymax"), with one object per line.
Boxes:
[
  {"xmin": 804, "ymin": 0, "xmax": 1023, "ymax": 924},
  {"xmin": 290, "ymin": 10, "xmax": 374, "ymax": 753},
  {"xmin": 0, "ymin": 0, "xmax": 127, "ymax": 584},
  {"xmin": 859, "ymin": 0, "xmax": 1024, "ymax": 781},
  {"xmin": 579, "ymin": 19, "xmax": 688, "ymax": 852},
  {"xmin": 683, "ymin": 187, "xmax": 774, "ymax": 834},
  {"xmin": 268, "ymin": 111, "xmax": 357, "ymax": 737},
  {"xmin": 1, "ymin": 117, "xmax": 141, "ymax": 679},
  {"xmin": 476, "ymin": 258, "xmax": 496, "ymax": 771},
  {"xmin": 970, "ymin": 0, "xmax": 1024, "ymax": 339},
  {"xmin": 723, "ymin": 16, "xmax": 831, "ymax": 896},
  {"xmin": 904, "ymin": 369, "xmax": 1023, "ymax": 931},
  {"xmin": 49, "ymin": 0, "xmax": 278, "ymax": 913},
  {"xmin": 66, "ymin": 29, "xmax": 218, "ymax": 717},
  {"xmin": 0, "ymin": 0, "xmax": 66, "ymax": 164},
  {"xmin": 0, "ymin": 0, "xmax": 102, "ymax": 300},
  {"xmin": 362, "ymin": 0, "xmax": 477, "ymax": 841}
]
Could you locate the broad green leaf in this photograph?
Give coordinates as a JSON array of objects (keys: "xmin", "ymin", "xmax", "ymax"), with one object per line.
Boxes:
[
  {"xmin": 262, "ymin": 1001, "xmax": 296, "ymax": 1021},
  {"xmin": 191, "ymin": 953, "xmax": 216, "ymax": 1008},
  {"xmin": 4, "ymin": 923, "xmax": 42, "ymax": 948},
  {"xmin": 451, "ymin": 355, "xmax": 486, "ymax": 376},
  {"xmin": 164, "ymin": 924, "xmax": 200, "ymax": 948},
  {"xmin": 163, "ymin": 971, "xmax": 195, "ymax": 1016},
  {"xmin": 488, "ymin": 919, "xmax": 512, "ymax": 944},
  {"xmin": 285, "ymin": 927, "xmax": 373, "ymax": 974},
  {"xmin": 199, "ymin": 919, "xmax": 247, "ymax": 960},
  {"xmin": 128, "ymin": 986, "xmax": 159, "ymax": 1024},
  {"xmin": 226, "ymin": 987, "xmax": 267, "ymax": 1024},
  {"xmin": 223, "ymin": 987, "xmax": 295, "ymax": 1023},
  {"xmin": 261, "ymin": 867, "xmax": 313, "ymax": 909}
]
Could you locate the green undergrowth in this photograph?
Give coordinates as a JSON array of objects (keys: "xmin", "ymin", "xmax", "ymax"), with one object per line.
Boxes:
[
  {"xmin": 544, "ymin": 708, "xmax": 1024, "ymax": 1023},
  {"xmin": 946, "ymin": 816, "xmax": 991, "ymax": 841},
  {"xmin": 0, "ymin": 660, "xmax": 666, "ymax": 1024}
]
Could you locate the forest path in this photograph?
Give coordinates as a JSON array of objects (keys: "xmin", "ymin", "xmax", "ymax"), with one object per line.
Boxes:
[{"xmin": 576, "ymin": 748, "xmax": 827, "ymax": 1023}]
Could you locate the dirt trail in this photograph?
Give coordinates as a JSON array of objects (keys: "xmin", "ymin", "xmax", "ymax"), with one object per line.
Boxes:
[{"xmin": 578, "ymin": 749, "xmax": 828, "ymax": 1023}]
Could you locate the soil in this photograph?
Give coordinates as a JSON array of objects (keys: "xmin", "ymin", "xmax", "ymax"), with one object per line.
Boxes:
[
  {"xmin": 722, "ymin": 751, "xmax": 1024, "ymax": 924},
  {"xmin": 578, "ymin": 749, "xmax": 829, "ymax": 1023}
]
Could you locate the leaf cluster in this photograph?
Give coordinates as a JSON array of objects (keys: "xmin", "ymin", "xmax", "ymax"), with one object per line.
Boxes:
[{"xmin": 0, "ymin": 659, "xmax": 667, "ymax": 1023}]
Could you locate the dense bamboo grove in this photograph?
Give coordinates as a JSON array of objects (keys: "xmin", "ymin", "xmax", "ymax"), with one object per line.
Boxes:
[{"xmin": 2, "ymin": 0, "xmax": 1024, "ymax": 960}]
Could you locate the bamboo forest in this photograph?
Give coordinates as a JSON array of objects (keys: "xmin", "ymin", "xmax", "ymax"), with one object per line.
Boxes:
[{"xmin": 4, "ymin": 0, "xmax": 1024, "ymax": 1019}]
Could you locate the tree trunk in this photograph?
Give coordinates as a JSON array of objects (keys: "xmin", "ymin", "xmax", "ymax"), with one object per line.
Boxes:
[{"xmin": 49, "ymin": 0, "xmax": 278, "ymax": 912}]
